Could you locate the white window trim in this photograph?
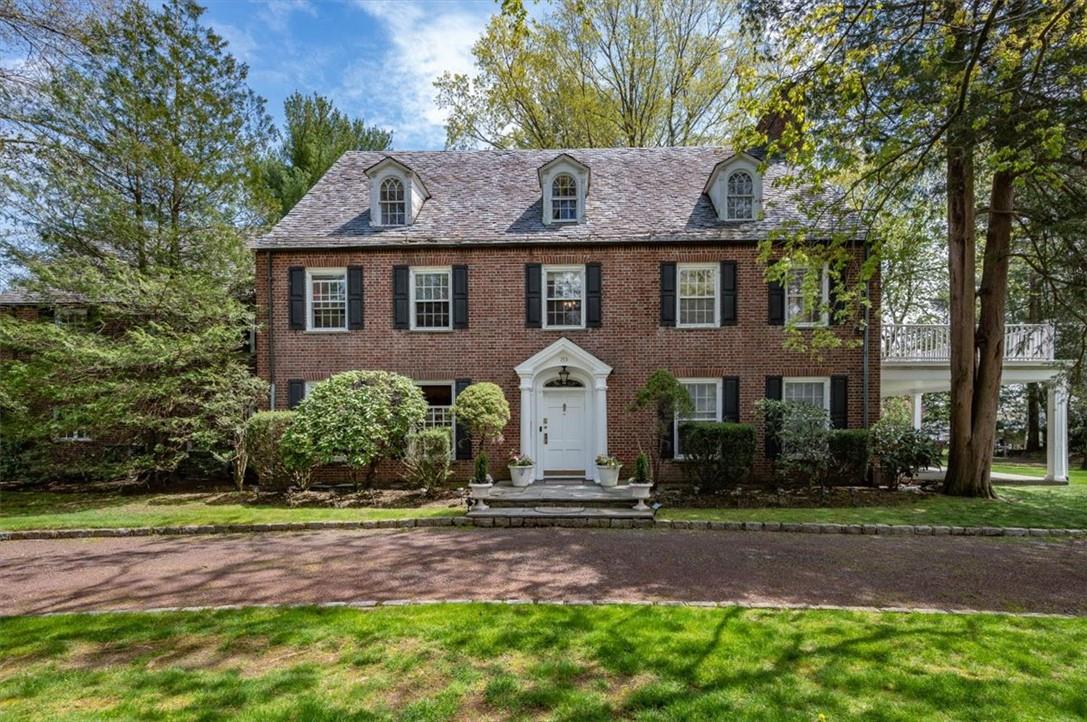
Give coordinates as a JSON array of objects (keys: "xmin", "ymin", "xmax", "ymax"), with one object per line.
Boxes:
[
  {"xmin": 409, "ymin": 266, "xmax": 453, "ymax": 332},
  {"xmin": 783, "ymin": 376, "xmax": 832, "ymax": 413},
  {"xmin": 711, "ymin": 156, "xmax": 763, "ymax": 222},
  {"xmin": 305, "ymin": 267, "xmax": 348, "ymax": 333},
  {"xmin": 541, "ymin": 163, "xmax": 588, "ymax": 225},
  {"xmin": 725, "ymin": 170, "xmax": 756, "ymax": 221},
  {"xmin": 549, "ymin": 174, "xmax": 579, "ymax": 224},
  {"xmin": 674, "ymin": 377, "xmax": 723, "ymax": 460},
  {"xmin": 676, "ymin": 262, "xmax": 720, "ymax": 328},
  {"xmin": 416, "ymin": 380, "xmax": 457, "ymax": 459},
  {"xmin": 542, "ymin": 264, "xmax": 586, "ymax": 330},
  {"xmin": 303, "ymin": 379, "xmax": 323, "ymax": 398},
  {"xmin": 371, "ymin": 170, "xmax": 412, "ymax": 227},
  {"xmin": 785, "ymin": 265, "xmax": 830, "ymax": 328}
]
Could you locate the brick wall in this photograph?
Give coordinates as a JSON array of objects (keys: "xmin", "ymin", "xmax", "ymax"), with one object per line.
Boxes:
[{"xmin": 254, "ymin": 243, "xmax": 881, "ymax": 483}]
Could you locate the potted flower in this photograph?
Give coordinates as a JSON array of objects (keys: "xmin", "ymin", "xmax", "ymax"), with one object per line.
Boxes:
[
  {"xmin": 595, "ymin": 454, "xmax": 622, "ymax": 487},
  {"xmin": 508, "ymin": 452, "xmax": 535, "ymax": 487}
]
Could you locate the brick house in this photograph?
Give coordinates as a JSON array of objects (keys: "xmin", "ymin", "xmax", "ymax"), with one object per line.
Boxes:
[{"xmin": 253, "ymin": 147, "xmax": 880, "ymax": 483}]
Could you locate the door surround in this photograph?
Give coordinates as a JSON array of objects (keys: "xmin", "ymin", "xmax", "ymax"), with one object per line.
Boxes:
[{"xmin": 514, "ymin": 338, "xmax": 612, "ymax": 481}]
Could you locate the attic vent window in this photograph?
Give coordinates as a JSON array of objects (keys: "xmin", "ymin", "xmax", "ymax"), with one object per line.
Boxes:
[
  {"xmin": 727, "ymin": 171, "xmax": 754, "ymax": 220},
  {"xmin": 551, "ymin": 174, "xmax": 578, "ymax": 222},
  {"xmin": 380, "ymin": 177, "xmax": 406, "ymax": 225}
]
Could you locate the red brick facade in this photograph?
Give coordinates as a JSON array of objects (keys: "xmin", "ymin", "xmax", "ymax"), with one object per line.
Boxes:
[{"xmin": 254, "ymin": 243, "xmax": 881, "ymax": 482}]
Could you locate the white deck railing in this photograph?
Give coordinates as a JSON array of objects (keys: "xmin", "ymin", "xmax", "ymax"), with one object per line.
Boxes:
[{"xmin": 881, "ymin": 323, "xmax": 1055, "ymax": 362}]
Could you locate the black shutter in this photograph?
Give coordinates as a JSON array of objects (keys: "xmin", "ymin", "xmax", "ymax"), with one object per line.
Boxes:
[
  {"xmin": 586, "ymin": 262, "xmax": 602, "ymax": 327},
  {"xmin": 525, "ymin": 263, "xmax": 542, "ymax": 328},
  {"xmin": 288, "ymin": 379, "xmax": 305, "ymax": 409},
  {"xmin": 831, "ymin": 375, "xmax": 849, "ymax": 429},
  {"xmin": 452, "ymin": 264, "xmax": 469, "ymax": 329},
  {"xmin": 288, "ymin": 266, "xmax": 305, "ymax": 330},
  {"xmin": 659, "ymin": 410, "xmax": 676, "ymax": 460},
  {"xmin": 454, "ymin": 378, "xmax": 473, "ymax": 459},
  {"xmin": 764, "ymin": 375, "xmax": 783, "ymax": 457},
  {"xmin": 720, "ymin": 261, "xmax": 737, "ymax": 326},
  {"xmin": 347, "ymin": 265, "xmax": 364, "ymax": 330},
  {"xmin": 393, "ymin": 265, "xmax": 409, "ymax": 329},
  {"xmin": 660, "ymin": 262, "xmax": 676, "ymax": 327},
  {"xmin": 768, "ymin": 280, "xmax": 785, "ymax": 325},
  {"xmin": 722, "ymin": 376, "xmax": 740, "ymax": 423}
]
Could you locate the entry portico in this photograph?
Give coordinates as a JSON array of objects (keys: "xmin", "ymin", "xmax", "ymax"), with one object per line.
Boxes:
[{"xmin": 515, "ymin": 338, "xmax": 612, "ymax": 482}]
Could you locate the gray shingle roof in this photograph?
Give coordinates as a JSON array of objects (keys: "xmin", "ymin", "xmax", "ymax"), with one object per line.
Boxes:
[{"xmin": 255, "ymin": 147, "xmax": 857, "ymax": 249}]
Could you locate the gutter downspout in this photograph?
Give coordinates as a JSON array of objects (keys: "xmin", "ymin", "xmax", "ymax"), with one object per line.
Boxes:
[
  {"xmin": 862, "ymin": 239, "xmax": 871, "ymax": 428},
  {"xmin": 266, "ymin": 251, "xmax": 276, "ymax": 409}
]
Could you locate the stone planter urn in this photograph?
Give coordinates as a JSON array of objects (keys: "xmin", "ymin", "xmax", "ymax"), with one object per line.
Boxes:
[
  {"xmin": 509, "ymin": 465, "xmax": 534, "ymax": 487},
  {"xmin": 596, "ymin": 464, "xmax": 621, "ymax": 487}
]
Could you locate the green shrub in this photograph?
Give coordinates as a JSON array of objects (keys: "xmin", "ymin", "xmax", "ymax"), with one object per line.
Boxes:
[
  {"xmin": 871, "ymin": 398, "xmax": 939, "ymax": 488},
  {"xmin": 633, "ymin": 452, "xmax": 650, "ymax": 483},
  {"xmin": 758, "ymin": 399, "xmax": 832, "ymax": 487},
  {"xmin": 680, "ymin": 422, "xmax": 756, "ymax": 491},
  {"xmin": 472, "ymin": 452, "xmax": 490, "ymax": 483},
  {"xmin": 400, "ymin": 428, "xmax": 452, "ymax": 493},
  {"xmin": 280, "ymin": 371, "xmax": 426, "ymax": 490},
  {"xmin": 828, "ymin": 429, "xmax": 870, "ymax": 485},
  {"xmin": 453, "ymin": 382, "xmax": 510, "ymax": 481},
  {"xmin": 243, "ymin": 411, "xmax": 302, "ymax": 491}
]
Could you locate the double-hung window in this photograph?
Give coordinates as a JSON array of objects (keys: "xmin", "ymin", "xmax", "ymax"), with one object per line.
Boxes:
[
  {"xmin": 726, "ymin": 170, "xmax": 754, "ymax": 220},
  {"xmin": 783, "ymin": 377, "xmax": 831, "ymax": 413},
  {"xmin": 543, "ymin": 265, "xmax": 585, "ymax": 328},
  {"xmin": 677, "ymin": 263, "xmax": 718, "ymax": 327},
  {"xmin": 306, "ymin": 269, "xmax": 347, "ymax": 331},
  {"xmin": 785, "ymin": 266, "xmax": 829, "ymax": 326},
  {"xmin": 551, "ymin": 174, "xmax": 578, "ymax": 222},
  {"xmin": 410, "ymin": 267, "xmax": 452, "ymax": 330},
  {"xmin": 380, "ymin": 177, "xmax": 406, "ymax": 226},
  {"xmin": 675, "ymin": 378, "xmax": 722, "ymax": 458},
  {"xmin": 417, "ymin": 382, "xmax": 455, "ymax": 457}
]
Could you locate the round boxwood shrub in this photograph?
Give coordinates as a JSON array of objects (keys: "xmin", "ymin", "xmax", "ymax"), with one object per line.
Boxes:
[
  {"xmin": 243, "ymin": 411, "xmax": 299, "ymax": 491},
  {"xmin": 680, "ymin": 421, "xmax": 756, "ymax": 491},
  {"xmin": 828, "ymin": 429, "xmax": 870, "ymax": 485}
]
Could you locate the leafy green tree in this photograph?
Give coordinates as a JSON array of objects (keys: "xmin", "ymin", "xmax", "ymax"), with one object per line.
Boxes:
[
  {"xmin": 737, "ymin": 0, "xmax": 1087, "ymax": 497},
  {"xmin": 629, "ymin": 369, "xmax": 694, "ymax": 482},
  {"xmin": 281, "ymin": 371, "xmax": 427, "ymax": 490},
  {"xmin": 436, "ymin": 0, "xmax": 748, "ymax": 149},
  {"xmin": 2, "ymin": 0, "xmax": 273, "ymax": 282},
  {"xmin": 452, "ymin": 382, "xmax": 510, "ymax": 481},
  {"xmin": 257, "ymin": 92, "xmax": 392, "ymax": 221},
  {"xmin": 0, "ymin": 262, "xmax": 266, "ymax": 483}
]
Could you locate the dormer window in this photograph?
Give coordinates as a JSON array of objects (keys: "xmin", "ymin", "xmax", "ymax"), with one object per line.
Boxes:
[
  {"xmin": 365, "ymin": 156, "xmax": 430, "ymax": 228},
  {"xmin": 705, "ymin": 152, "xmax": 763, "ymax": 222},
  {"xmin": 380, "ymin": 177, "xmax": 406, "ymax": 225},
  {"xmin": 726, "ymin": 171, "xmax": 754, "ymax": 220},
  {"xmin": 551, "ymin": 174, "xmax": 578, "ymax": 222}
]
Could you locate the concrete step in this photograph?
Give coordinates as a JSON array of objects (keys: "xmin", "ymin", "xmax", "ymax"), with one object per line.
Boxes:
[{"xmin": 467, "ymin": 505, "xmax": 655, "ymax": 519}]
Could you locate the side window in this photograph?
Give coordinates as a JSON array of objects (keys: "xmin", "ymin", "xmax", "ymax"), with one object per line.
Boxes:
[
  {"xmin": 677, "ymin": 263, "xmax": 718, "ymax": 327},
  {"xmin": 410, "ymin": 267, "xmax": 452, "ymax": 330},
  {"xmin": 306, "ymin": 269, "xmax": 347, "ymax": 331}
]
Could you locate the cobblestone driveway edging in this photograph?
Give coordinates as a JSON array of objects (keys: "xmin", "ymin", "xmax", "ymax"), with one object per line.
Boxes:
[{"xmin": 2, "ymin": 516, "xmax": 1085, "ymax": 540}]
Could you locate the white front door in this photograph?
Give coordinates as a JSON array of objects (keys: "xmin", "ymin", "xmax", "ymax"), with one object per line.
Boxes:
[{"xmin": 541, "ymin": 389, "xmax": 586, "ymax": 474}]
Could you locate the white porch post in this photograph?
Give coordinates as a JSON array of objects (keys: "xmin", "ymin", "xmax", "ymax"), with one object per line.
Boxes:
[
  {"xmin": 592, "ymin": 375, "xmax": 608, "ymax": 483},
  {"xmin": 1046, "ymin": 383, "xmax": 1069, "ymax": 482},
  {"xmin": 911, "ymin": 393, "xmax": 923, "ymax": 430},
  {"xmin": 519, "ymin": 378, "xmax": 538, "ymax": 480}
]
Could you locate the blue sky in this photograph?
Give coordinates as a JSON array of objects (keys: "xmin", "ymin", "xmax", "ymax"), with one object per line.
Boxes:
[{"xmin": 201, "ymin": 0, "xmax": 502, "ymax": 150}]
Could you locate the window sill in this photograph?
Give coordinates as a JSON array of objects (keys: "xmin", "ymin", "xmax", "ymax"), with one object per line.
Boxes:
[
  {"xmin": 674, "ymin": 323, "xmax": 720, "ymax": 330},
  {"xmin": 304, "ymin": 328, "xmax": 350, "ymax": 334},
  {"xmin": 541, "ymin": 325, "xmax": 587, "ymax": 331},
  {"xmin": 408, "ymin": 327, "xmax": 455, "ymax": 333}
]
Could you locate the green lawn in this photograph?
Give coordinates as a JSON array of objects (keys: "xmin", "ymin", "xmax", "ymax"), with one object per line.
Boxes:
[
  {"xmin": 0, "ymin": 491, "xmax": 462, "ymax": 531},
  {"xmin": 0, "ymin": 604, "xmax": 1084, "ymax": 721},
  {"xmin": 664, "ymin": 463, "xmax": 1087, "ymax": 528}
]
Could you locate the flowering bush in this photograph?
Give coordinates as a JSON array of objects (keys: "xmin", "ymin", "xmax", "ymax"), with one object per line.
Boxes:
[
  {"xmin": 595, "ymin": 454, "xmax": 621, "ymax": 468},
  {"xmin": 508, "ymin": 452, "xmax": 534, "ymax": 467}
]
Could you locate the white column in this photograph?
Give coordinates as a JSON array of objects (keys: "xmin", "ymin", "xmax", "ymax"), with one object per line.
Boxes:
[
  {"xmin": 519, "ymin": 377, "xmax": 538, "ymax": 480},
  {"xmin": 593, "ymin": 375, "xmax": 608, "ymax": 483},
  {"xmin": 911, "ymin": 393, "xmax": 923, "ymax": 430},
  {"xmin": 1046, "ymin": 383, "xmax": 1069, "ymax": 482}
]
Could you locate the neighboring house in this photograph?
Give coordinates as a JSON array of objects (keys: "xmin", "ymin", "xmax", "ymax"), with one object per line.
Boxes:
[{"xmin": 252, "ymin": 147, "xmax": 882, "ymax": 483}]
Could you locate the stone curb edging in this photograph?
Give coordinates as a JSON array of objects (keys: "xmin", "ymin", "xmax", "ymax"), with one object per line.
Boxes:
[
  {"xmin": 2, "ymin": 516, "xmax": 1086, "ymax": 541},
  {"xmin": 13, "ymin": 597, "xmax": 1080, "ymax": 621}
]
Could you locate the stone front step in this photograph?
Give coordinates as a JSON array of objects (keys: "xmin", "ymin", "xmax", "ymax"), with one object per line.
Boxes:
[
  {"xmin": 466, "ymin": 506, "xmax": 655, "ymax": 520},
  {"xmin": 470, "ymin": 480, "xmax": 652, "ymax": 503}
]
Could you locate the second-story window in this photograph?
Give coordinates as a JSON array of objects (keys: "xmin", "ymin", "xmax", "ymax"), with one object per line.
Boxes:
[
  {"xmin": 786, "ymin": 267, "xmax": 828, "ymax": 326},
  {"xmin": 677, "ymin": 263, "xmax": 718, "ymax": 327},
  {"xmin": 54, "ymin": 307, "xmax": 88, "ymax": 328},
  {"xmin": 306, "ymin": 269, "xmax": 347, "ymax": 331},
  {"xmin": 380, "ymin": 177, "xmax": 406, "ymax": 225},
  {"xmin": 551, "ymin": 174, "xmax": 577, "ymax": 222},
  {"xmin": 544, "ymin": 265, "xmax": 584, "ymax": 328},
  {"xmin": 411, "ymin": 267, "xmax": 452, "ymax": 330},
  {"xmin": 726, "ymin": 170, "xmax": 754, "ymax": 220}
]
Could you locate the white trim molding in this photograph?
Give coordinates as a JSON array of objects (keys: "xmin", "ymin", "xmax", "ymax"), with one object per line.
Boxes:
[
  {"xmin": 515, "ymin": 338, "xmax": 612, "ymax": 481},
  {"xmin": 538, "ymin": 153, "xmax": 590, "ymax": 225},
  {"xmin": 364, "ymin": 156, "xmax": 430, "ymax": 227},
  {"xmin": 541, "ymin": 264, "xmax": 586, "ymax": 330},
  {"xmin": 676, "ymin": 262, "xmax": 720, "ymax": 328},
  {"xmin": 409, "ymin": 266, "xmax": 453, "ymax": 331},
  {"xmin": 704, "ymin": 151, "xmax": 763, "ymax": 222},
  {"xmin": 304, "ymin": 267, "xmax": 348, "ymax": 332}
]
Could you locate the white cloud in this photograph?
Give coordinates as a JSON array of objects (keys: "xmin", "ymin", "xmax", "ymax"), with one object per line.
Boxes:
[
  {"xmin": 347, "ymin": 0, "xmax": 492, "ymax": 149},
  {"xmin": 212, "ymin": 22, "xmax": 258, "ymax": 62},
  {"xmin": 259, "ymin": 0, "xmax": 318, "ymax": 34}
]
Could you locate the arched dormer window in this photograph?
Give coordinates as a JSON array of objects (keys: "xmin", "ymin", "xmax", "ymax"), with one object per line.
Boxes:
[
  {"xmin": 551, "ymin": 174, "xmax": 577, "ymax": 222},
  {"xmin": 379, "ymin": 177, "xmax": 406, "ymax": 226},
  {"xmin": 726, "ymin": 170, "xmax": 754, "ymax": 220}
]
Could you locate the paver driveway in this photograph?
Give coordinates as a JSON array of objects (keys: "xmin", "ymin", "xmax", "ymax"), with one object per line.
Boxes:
[{"xmin": 2, "ymin": 527, "xmax": 1086, "ymax": 616}]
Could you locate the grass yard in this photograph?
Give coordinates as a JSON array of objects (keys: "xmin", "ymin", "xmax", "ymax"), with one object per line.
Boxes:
[
  {"xmin": 664, "ymin": 464, "xmax": 1087, "ymax": 528},
  {"xmin": 0, "ymin": 491, "xmax": 461, "ymax": 531},
  {"xmin": 0, "ymin": 604, "xmax": 1085, "ymax": 721}
]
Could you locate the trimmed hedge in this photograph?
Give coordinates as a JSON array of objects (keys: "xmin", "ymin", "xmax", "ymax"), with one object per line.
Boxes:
[
  {"xmin": 243, "ymin": 411, "xmax": 300, "ymax": 491},
  {"xmin": 680, "ymin": 422, "xmax": 756, "ymax": 491},
  {"xmin": 828, "ymin": 429, "xmax": 870, "ymax": 485}
]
